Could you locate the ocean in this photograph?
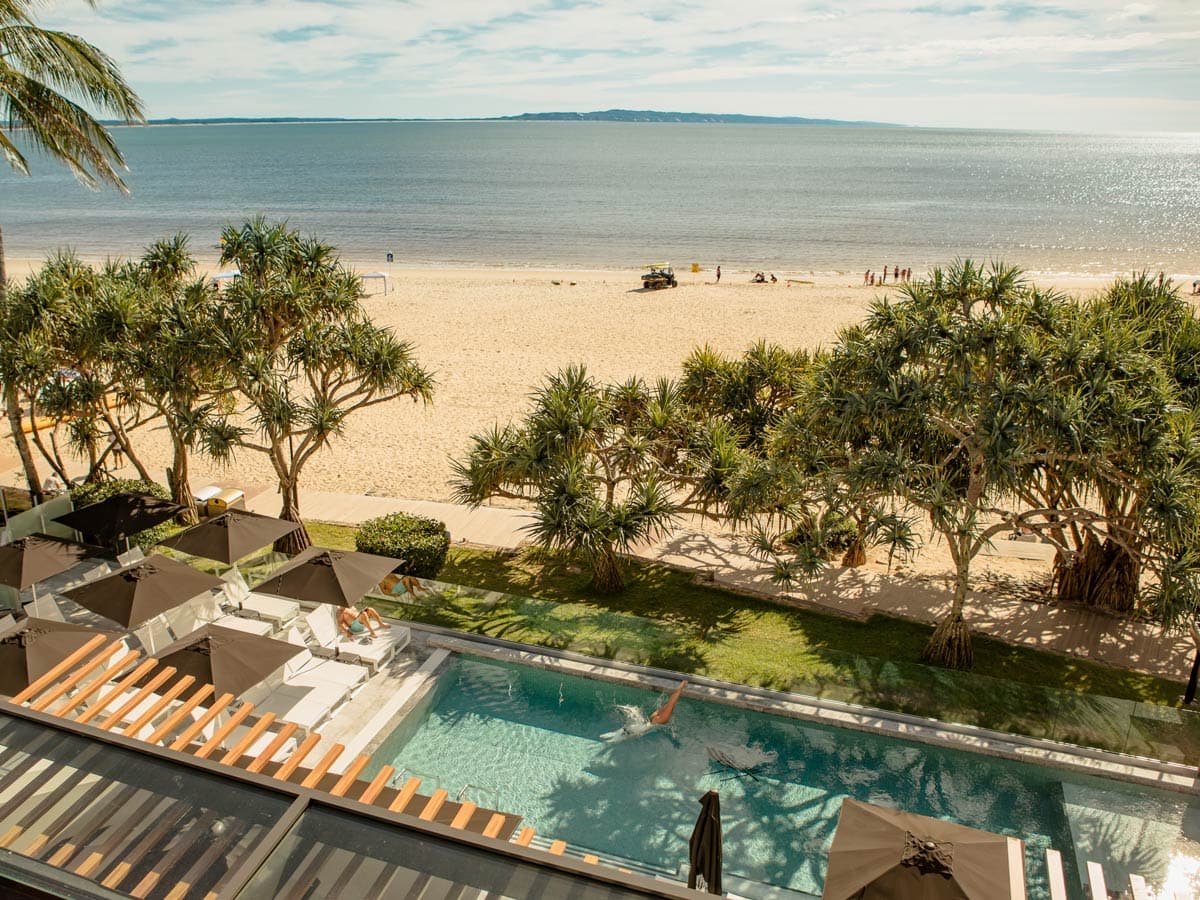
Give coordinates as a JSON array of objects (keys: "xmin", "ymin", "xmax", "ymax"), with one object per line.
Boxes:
[{"xmin": 2, "ymin": 121, "xmax": 1198, "ymax": 277}]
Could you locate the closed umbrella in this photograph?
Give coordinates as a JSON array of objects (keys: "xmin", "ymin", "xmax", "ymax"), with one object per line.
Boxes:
[
  {"xmin": 688, "ymin": 790, "xmax": 723, "ymax": 894},
  {"xmin": 61, "ymin": 554, "xmax": 224, "ymax": 628},
  {"xmin": 53, "ymin": 492, "xmax": 185, "ymax": 547},
  {"xmin": 822, "ymin": 799, "xmax": 1026, "ymax": 900},
  {"xmin": 0, "ymin": 618, "xmax": 120, "ymax": 696},
  {"xmin": 157, "ymin": 509, "xmax": 301, "ymax": 565},
  {"xmin": 251, "ymin": 546, "xmax": 401, "ymax": 608},
  {"xmin": 148, "ymin": 624, "xmax": 303, "ymax": 700},
  {"xmin": 0, "ymin": 533, "xmax": 104, "ymax": 600}
]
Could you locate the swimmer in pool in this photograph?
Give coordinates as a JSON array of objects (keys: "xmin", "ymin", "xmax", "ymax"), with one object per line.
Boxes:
[{"xmin": 602, "ymin": 680, "xmax": 688, "ymax": 741}]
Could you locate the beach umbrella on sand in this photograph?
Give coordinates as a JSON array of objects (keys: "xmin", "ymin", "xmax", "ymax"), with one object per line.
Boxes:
[
  {"xmin": 822, "ymin": 799, "xmax": 1025, "ymax": 900},
  {"xmin": 0, "ymin": 618, "xmax": 120, "ymax": 697},
  {"xmin": 0, "ymin": 533, "xmax": 105, "ymax": 596},
  {"xmin": 147, "ymin": 624, "xmax": 302, "ymax": 700},
  {"xmin": 688, "ymin": 789, "xmax": 723, "ymax": 894},
  {"xmin": 157, "ymin": 509, "xmax": 301, "ymax": 565},
  {"xmin": 250, "ymin": 546, "xmax": 401, "ymax": 608},
  {"xmin": 53, "ymin": 492, "xmax": 185, "ymax": 547},
  {"xmin": 61, "ymin": 554, "xmax": 224, "ymax": 629}
]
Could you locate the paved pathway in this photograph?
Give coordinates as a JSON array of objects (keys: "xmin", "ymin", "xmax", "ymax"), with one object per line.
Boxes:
[{"xmin": 222, "ymin": 482, "xmax": 1193, "ymax": 683}]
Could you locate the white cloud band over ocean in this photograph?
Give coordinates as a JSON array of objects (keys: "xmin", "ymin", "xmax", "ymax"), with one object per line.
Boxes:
[{"xmin": 41, "ymin": 1, "xmax": 1200, "ymax": 131}]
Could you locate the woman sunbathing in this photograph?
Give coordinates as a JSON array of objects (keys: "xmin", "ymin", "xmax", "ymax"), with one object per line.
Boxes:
[{"xmin": 337, "ymin": 604, "xmax": 390, "ymax": 639}]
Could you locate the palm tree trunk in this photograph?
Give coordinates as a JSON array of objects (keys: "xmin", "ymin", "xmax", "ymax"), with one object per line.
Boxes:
[
  {"xmin": 840, "ymin": 519, "xmax": 868, "ymax": 567},
  {"xmin": 274, "ymin": 476, "xmax": 311, "ymax": 554},
  {"xmin": 589, "ymin": 545, "xmax": 625, "ymax": 593},
  {"xmin": 922, "ymin": 552, "xmax": 974, "ymax": 670},
  {"xmin": 0, "ymin": 227, "xmax": 44, "ymax": 504},
  {"xmin": 166, "ymin": 431, "xmax": 197, "ymax": 526},
  {"xmin": 1053, "ymin": 533, "xmax": 1139, "ymax": 613},
  {"xmin": 4, "ymin": 386, "xmax": 43, "ymax": 504}
]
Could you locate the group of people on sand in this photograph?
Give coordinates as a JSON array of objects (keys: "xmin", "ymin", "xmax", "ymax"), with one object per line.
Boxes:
[
  {"xmin": 752, "ymin": 272, "xmax": 778, "ymax": 284},
  {"xmin": 864, "ymin": 265, "xmax": 911, "ymax": 286}
]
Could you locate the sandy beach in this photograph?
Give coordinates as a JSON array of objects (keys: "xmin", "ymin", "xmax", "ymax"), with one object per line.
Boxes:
[{"xmin": 0, "ymin": 258, "xmax": 1114, "ymax": 505}]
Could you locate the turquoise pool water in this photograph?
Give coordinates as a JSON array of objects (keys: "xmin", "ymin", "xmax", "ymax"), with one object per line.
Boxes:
[{"xmin": 370, "ymin": 656, "xmax": 1197, "ymax": 899}]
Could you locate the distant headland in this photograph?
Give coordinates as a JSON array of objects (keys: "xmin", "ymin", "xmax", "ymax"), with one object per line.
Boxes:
[{"xmin": 114, "ymin": 109, "xmax": 901, "ymax": 128}]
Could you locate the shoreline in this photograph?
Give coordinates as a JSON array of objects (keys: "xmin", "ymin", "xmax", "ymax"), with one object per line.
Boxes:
[{"xmin": 5, "ymin": 255, "xmax": 1185, "ymax": 289}]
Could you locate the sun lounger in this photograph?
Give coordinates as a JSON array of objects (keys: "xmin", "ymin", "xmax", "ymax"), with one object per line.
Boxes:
[
  {"xmin": 80, "ymin": 563, "xmax": 112, "ymax": 583},
  {"xmin": 279, "ymin": 628, "xmax": 368, "ymax": 692},
  {"xmin": 303, "ymin": 605, "xmax": 408, "ymax": 673},
  {"xmin": 24, "ymin": 594, "xmax": 66, "ymax": 622},
  {"xmin": 115, "ymin": 546, "xmax": 144, "ymax": 567},
  {"xmin": 131, "ymin": 617, "xmax": 173, "ymax": 654},
  {"xmin": 162, "ymin": 596, "xmax": 273, "ymax": 640},
  {"xmin": 235, "ymin": 592, "xmax": 300, "ymax": 629},
  {"xmin": 240, "ymin": 683, "xmax": 344, "ymax": 736},
  {"xmin": 222, "ymin": 571, "xmax": 299, "ymax": 627}
]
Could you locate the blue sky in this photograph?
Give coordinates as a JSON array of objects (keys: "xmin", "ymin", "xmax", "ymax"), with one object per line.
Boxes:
[{"xmin": 45, "ymin": 0, "xmax": 1200, "ymax": 131}]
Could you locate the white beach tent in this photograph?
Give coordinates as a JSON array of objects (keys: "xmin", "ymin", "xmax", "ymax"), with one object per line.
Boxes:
[{"xmin": 360, "ymin": 272, "xmax": 390, "ymax": 295}]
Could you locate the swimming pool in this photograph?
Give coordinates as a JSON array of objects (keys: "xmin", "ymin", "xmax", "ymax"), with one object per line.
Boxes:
[{"xmin": 368, "ymin": 655, "xmax": 1198, "ymax": 899}]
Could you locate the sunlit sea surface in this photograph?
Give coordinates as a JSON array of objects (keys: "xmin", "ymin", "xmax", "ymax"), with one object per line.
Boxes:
[{"xmin": 3, "ymin": 122, "xmax": 1199, "ymax": 276}]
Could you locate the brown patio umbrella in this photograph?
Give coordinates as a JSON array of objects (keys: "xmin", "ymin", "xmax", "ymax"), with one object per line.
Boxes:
[
  {"xmin": 148, "ymin": 624, "xmax": 303, "ymax": 699},
  {"xmin": 61, "ymin": 554, "xmax": 224, "ymax": 629},
  {"xmin": 688, "ymin": 790, "xmax": 723, "ymax": 894},
  {"xmin": 157, "ymin": 509, "xmax": 301, "ymax": 565},
  {"xmin": 53, "ymin": 491, "xmax": 185, "ymax": 547},
  {"xmin": 822, "ymin": 799, "xmax": 1026, "ymax": 900},
  {"xmin": 0, "ymin": 533, "xmax": 105, "ymax": 591},
  {"xmin": 0, "ymin": 618, "xmax": 120, "ymax": 697},
  {"xmin": 250, "ymin": 546, "xmax": 401, "ymax": 608}
]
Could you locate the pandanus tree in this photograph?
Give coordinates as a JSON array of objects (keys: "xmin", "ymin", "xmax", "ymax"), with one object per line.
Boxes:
[
  {"xmin": 0, "ymin": 0, "xmax": 144, "ymax": 499},
  {"xmin": 122, "ymin": 235, "xmax": 231, "ymax": 521},
  {"xmin": 804, "ymin": 261, "xmax": 1082, "ymax": 668},
  {"xmin": 14, "ymin": 253, "xmax": 160, "ymax": 484},
  {"xmin": 207, "ymin": 219, "xmax": 434, "ymax": 552},
  {"xmin": 1038, "ymin": 274, "xmax": 1200, "ymax": 616},
  {"xmin": 452, "ymin": 366, "xmax": 723, "ymax": 593}
]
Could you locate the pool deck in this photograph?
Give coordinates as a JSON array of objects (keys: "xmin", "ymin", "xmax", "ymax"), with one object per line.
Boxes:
[{"xmin": 232, "ymin": 482, "xmax": 1194, "ymax": 684}]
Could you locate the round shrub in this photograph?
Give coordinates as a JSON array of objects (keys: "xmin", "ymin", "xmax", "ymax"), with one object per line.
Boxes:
[
  {"xmin": 69, "ymin": 478, "xmax": 177, "ymax": 550},
  {"xmin": 355, "ymin": 512, "xmax": 450, "ymax": 578}
]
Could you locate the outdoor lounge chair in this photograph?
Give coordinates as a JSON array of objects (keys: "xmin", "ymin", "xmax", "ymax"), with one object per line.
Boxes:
[
  {"xmin": 161, "ymin": 596, "xmax": 273, "ymax": 641},
  {"xmin": 302, "ymin": 605, "xmax": 409, "ymax": 673},
  {"xmin": 222, "ymin": 570, "xmax": 300, "ymax": 629},
  {"xmin": 278, "ymin": 627, "xmax": 369, "ymax": 693},
  {"xmin": 115, "ymin": 546, "xmax": 144, "ymax": 567},
  {"xmin": 239, "ymin": 682, "xmax": 345, "ymax": 736}
]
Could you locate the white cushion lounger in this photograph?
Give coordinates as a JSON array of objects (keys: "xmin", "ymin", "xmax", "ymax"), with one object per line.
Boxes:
[
  {"xmin": 162, "ymin": 595, "xmax": 272, "ymax": 640},
  {"xmin": 279, "ymin": 627, "xmax": 368, "ymax": 692},
  {"xmin": 303, "ymin": 605, "xmax": 408, "ymax": 672},
  {"xmin": 235, "ymin": 592, "xmax": 299, "ymax": 629},
  {"xmin": 241, "ymin": 682, "xmax": 345, "ymax": 736}
]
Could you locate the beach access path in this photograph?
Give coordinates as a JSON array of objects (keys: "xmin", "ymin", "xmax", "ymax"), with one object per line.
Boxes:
[{"xmin": 232, "ymin": 481, "xmax": 1192, "ymax": 684}]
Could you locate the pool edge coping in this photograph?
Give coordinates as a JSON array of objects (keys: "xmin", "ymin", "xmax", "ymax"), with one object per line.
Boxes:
[{"xmin": 405, "ymin": 623, "xmax": 1197, "ymax": 796}]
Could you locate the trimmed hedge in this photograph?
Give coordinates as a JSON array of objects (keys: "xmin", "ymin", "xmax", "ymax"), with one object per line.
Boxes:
[
  {"xmin": 355, "ymin": 512, "xmax": 450, "ymax": 578},
  {"xmin": 69, "ymin": 478, "xmax": 178, "ymax": 550}
]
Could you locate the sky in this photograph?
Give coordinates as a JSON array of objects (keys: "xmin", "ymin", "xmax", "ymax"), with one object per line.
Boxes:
[{"xmin": 41, "ymin": 0, "xmax": 1200, "ymax": 132}]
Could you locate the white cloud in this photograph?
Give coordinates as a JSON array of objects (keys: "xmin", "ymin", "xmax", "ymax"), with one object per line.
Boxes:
[{"xmin": 32, "ymin": 0, "xmax": 1200, "ymax": 130}]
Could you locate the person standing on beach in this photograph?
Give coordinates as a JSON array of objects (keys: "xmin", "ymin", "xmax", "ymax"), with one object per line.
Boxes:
[
  {"xmin": 864, "ymin": 270, "xmax": 870, "ymax": 284},
  {"xmin": 715, "ymin": 266, "xmax": 721, "ymax": 283}
]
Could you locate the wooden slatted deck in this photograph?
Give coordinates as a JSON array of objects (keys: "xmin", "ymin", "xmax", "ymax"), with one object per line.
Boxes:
[{"xmin": 0, "ymin": 637, "xmax": 584, "ymax": 887}]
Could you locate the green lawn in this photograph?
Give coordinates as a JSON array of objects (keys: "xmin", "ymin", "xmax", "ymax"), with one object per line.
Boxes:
[{"xmin": 306, "ymin": 520, "xmax": 1198, "ymax": 763}]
